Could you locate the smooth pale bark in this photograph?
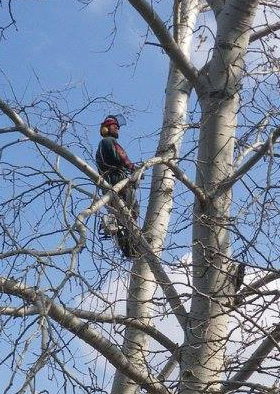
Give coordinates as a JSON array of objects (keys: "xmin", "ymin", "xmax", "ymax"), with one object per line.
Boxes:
[
  {"xmin": 111, "ymin": 2, "xmax": 200, "ymax": 393},
  {"xmin": 181, "ymin": 96, "xmax": 238, "ymax": 393},
  {"xmin": 206, "ymin": 0, "xmax": 225, "ymax": 16},
  {"xmin": 180, "ymin": 1, "xmax": 259, "ymax": 393}
]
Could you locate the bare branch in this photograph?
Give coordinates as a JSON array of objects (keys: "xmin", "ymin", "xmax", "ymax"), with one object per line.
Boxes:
[
  {"xmin": 0, "ymin": 305, "xmax": 38, "ymax": 316},
  {"xmin": 0, "ymin": 247, "xmax": 74, "ymax": 259},
  {"xmin": 215, "ymin": 125, "xmax": 280, "ymax": 194},
  {"xmin": 1, "ymin": 2, "xmax": 279, "ymax": 389},
  {"xmin": 239, "ymin": 271, "xmax": 280, "ymax": 299},
  {"xmin": 0, "ymin": 276, "xmax": 172, "ymax": 394},
  {"xmin": 126, "ymin": 0, "xmax": 198, "ymax": 85},
  {"xmin": 0, "ymin": 98, "xmax": 189, "ymax": 329},
  {"xmin": 250, "ymin": 21, "xmax": 280, "ymax": 43},
  {"xmin": 0, "ymin": 126, "xmax": 18, "ymax": 134},
  {"xmin": 132, "ymin": 154, "xmax": 207, "ymax": 203},
  {"xmin": 0, "ymin": 305, "xmax": 178, "ymax": 353},
  {"xmin": 0, "ymin": 98, "xmax": 105, "ymax": 185},
  {"xmin": 0, "ymin": 97, "xmax": 204, "ymax": 203},
  {"xmin": 163, "ymin": 159, "xmax": 207, "ymax": 205},
  {"xmin": 221, "ymin": 324, "xmax": 280, "ymax": 393},
  {"xmin": 17, "ymin": 350, "xmax": 51, "ymax": 394},
  {"xmin": 218, "ymin": 380, "xmax": 277, "ymax": 393},
  {"xmin": 260, "ymin": 1, "xmax": 280, "ymax": 9},
  {"xmin": 71, "ymin": 309, "xmax": 178, "ymax": 353},
  {"xmin": 157, "ymin": 347, "xmax": 180, "ymax": 381}
]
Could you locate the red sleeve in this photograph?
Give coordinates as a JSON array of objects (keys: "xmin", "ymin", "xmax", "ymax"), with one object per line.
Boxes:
[{"xmin": 114, "ymin": 141, "xmax": 135, "ymax": 172}]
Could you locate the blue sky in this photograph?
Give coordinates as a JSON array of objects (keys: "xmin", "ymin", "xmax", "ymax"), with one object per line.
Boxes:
[
  {"xmin": 0, "ymin": 0, "xmax": 191, "ymax": 263},
  {"xmin": 0, "ymin": 0, "xmax": 169, "ymax": 162},
  {"xmin": 0, "ymin": 3, "xmax": 172, "ymax": 390},
  {"xmin": 1, "ymin": 1, "xmax": 279, "ymax": 270},
  {"xmin": 1, "ymin": 0, "xmax": 279, "ymax": 268},
  {"xmin": 0, "ymin": 2, "xmax": 279, "ymax": 392}
]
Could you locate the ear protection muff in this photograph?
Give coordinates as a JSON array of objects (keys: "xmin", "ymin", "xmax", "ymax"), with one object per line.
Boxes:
[{"xmin": 100, "ymin": 125, "xmax": 109, "ymax": 137}]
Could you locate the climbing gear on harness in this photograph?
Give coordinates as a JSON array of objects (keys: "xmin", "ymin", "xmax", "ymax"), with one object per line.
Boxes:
[
  {"xmin": 99, "ymin": 216, "xmax": 138, "ymax": 258},
  {"xmin": 116, "ymin": 227, "xmax": 139, "ymax": 258},
  {"xmin": 99, "ymin": 214, "xmax": 119, "ymax": 238}
]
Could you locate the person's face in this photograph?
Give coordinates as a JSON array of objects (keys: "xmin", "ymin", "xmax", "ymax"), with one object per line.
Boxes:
[{"xmin": 109, "ymin": 123, "xmax": 119, "ymax": 138}]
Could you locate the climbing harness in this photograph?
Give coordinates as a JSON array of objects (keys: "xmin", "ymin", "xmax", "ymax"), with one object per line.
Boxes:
[{"xmin": 98, "ymin": 214, "xmax": 138, "ymax": 258}]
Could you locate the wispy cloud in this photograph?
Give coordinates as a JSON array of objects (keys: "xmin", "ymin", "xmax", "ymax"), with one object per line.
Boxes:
[{"xmin": 87, "ymin": 0, "xmax": 115, "ymax": 15}]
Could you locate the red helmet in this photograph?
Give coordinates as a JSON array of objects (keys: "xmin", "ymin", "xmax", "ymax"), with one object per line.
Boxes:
[
  {"xmin": 102, "ymin": 116, "xmax": 120, "ymax": 128},
  {"xmin": 100, "ymin": 114, "xmax": 126, "ymax": 137}
]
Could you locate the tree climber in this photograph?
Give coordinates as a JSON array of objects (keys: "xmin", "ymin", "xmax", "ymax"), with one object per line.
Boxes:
[{"xmin": 96, "ymin": 115, "xmax": 139, "ymax": 257}]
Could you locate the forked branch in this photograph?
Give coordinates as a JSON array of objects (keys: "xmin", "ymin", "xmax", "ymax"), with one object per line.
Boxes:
[
  {"xmin": 215, "ymin": 125, "xmax": 280, "ymax": 195},
  {"xmin": 0, "ymin": 305, "xmax": 177, "ymax": 354},
  {"xmin": 127, "ymin": 0, "xmax": 198, "ymax": 85},
  {"xmin": 221, "ymin": 323, "xmax": 280, "ymax": 393},
  {"xmin": 250, "ymin": 20, "xmax": 280, "ymax": 42},
  {"xmin": 0, "ymin": 276, "xmax": 172, "ymax": 394},
  {"xmin": 0, "ymin": 98, "xmax": 189, "ymax": 330}
]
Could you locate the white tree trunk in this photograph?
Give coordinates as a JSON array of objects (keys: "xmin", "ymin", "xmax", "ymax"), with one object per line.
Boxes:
[
  {"xmin": 180, "ymin": 1, "xmax": 259, "ymax": 392},
  {"xmin": 181, "ymin": 96, "xmax": 238, "ymax": 393},
  {"xmin": 111, "ymin": 2, "xmax": 200, "ymax": 393}
]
